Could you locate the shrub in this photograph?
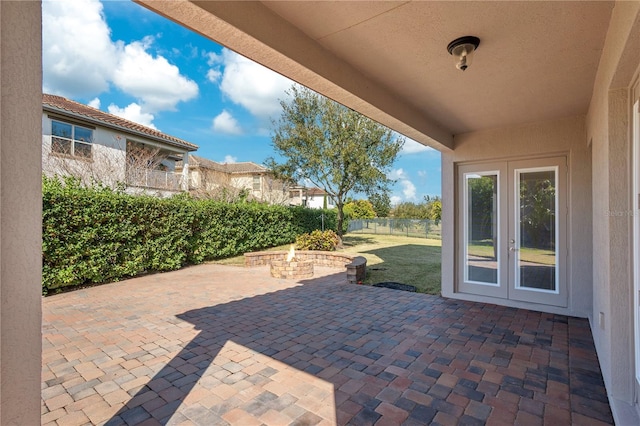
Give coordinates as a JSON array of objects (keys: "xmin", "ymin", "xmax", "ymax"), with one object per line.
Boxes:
[
  {"xmin": 295, "ymin": 230, "xmax": 340, "ymax": 251},
  {"xmin": 42, "ymin": 176, "xmax": 339, "ymax": 294}
]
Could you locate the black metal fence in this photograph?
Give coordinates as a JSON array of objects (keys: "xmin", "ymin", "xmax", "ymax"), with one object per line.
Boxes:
[{"xmin": 347, "ymin": 218, "xmax": 441, "ymax": 239}]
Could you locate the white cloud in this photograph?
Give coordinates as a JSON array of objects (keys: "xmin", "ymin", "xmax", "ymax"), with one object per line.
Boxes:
[
  {"xmin": 400, "ymin": 180, "xmax": 417, "ymax": 200},
  {"xmin": 108, "ymin": 103, "xmax": 157, "ymax": 130},
  {"xmin": 88, "ymin": 97, "xmax": 101, "ymax": 109},
  {"xmin": 417, "ymin": 170, "xmax": 427, "ymax": 178},
  {"xmin": 223, "ymin": 155, "xmax": 237, "ymax": 164},
  {"xmin": 112, "ymin": 37, "xmax": 199, "ymax": 112},
  {"xmin": 206, "ymin": 51, "xmax": 222, "ymax": 66},
  {"xmin": 206, "ymin": 68, "xmax": 222, "ymax": 83},
  {"xmin": 212, "ymin": 110, "xmax": 243, "ymax": 135},
  {"xmin": 42, "ymin": 0, "xmax": 118, "ymax": 97},
  {"xmin": 401, "ymin": 138, "xmax": 437, "ymax": 154},
  {"xmin": 388, "ymin": 168, "xmax": 408, "ymax": 180},
  {"xmin": 212, "ymin": 49, "xmax": 293, "ymax": 120},
  {"xmin": 43, "ymin": 0, "xmax": 198, "ymax": 113},
  {"xmin": 389, "ymin": 168, "xmax": 417, "ymax": 201},
  {"xmin": 390, "ymin": 196, "xmax": 402, "ymax": 206}
]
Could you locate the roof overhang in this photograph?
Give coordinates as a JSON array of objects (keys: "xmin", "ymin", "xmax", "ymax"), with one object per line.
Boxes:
[{"xmin": 136, "ymin": 1, "xmax": 614, "ymax": 152}]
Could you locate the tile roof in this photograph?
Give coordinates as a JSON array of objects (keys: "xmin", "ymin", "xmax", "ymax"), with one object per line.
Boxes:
[
  {"xmin": 43, "ymin": 94, "xmax": 198, "ymax": 151},
  {"xmin": 187, "ymin": 155, "xmax": 227, "ymax": 172},
  {"xmin": 226, "ymin": 162, "xmax": 268, "ymax": 174},
  {"xmin": 307, "ymin": 187, "xmax": 328, "ymax": 196},
  {"xmin": 187, "ymin": 155, "xmax": 268, "ymax": 174}
]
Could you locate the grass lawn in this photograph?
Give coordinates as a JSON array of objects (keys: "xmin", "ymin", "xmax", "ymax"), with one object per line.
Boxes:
[
  {"xmin": 341, "ymin": 234, "xmax": 441, "ymax": 295},
  {"xmin": 467, "ymin": 241, "xmax": 555, "ymax": 265},
  {"xmin": 211, "ymin": 233, "xmax": 442, "ymax": 295}
]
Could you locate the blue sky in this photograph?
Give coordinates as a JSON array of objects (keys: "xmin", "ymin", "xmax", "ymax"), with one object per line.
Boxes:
[{"xmin": 42, "ymin": 0, "xmax": 441, "ymax": 203}]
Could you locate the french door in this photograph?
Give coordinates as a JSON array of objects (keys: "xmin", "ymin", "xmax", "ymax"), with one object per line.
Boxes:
[{"xmin": 457, "ymin": 157, "xmax": 567, "ymax": 307}]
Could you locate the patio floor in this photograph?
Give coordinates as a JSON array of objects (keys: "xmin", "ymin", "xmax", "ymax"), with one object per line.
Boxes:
[{"xmin": 41, "ymin": 264, "xmax": 613, "ymax": 425}]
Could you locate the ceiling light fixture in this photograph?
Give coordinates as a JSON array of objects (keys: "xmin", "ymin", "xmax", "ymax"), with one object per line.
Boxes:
[{"xmin": 447, "ymin": 36, "xmax": 480, "ymax": 71}]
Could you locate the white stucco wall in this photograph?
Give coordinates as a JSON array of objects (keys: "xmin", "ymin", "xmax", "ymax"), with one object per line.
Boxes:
[
  {"xmin": 584, "ymin": 1, "xmax": 640, "ymax": 419},
  {"xmin": 0, "ymin": 2, "xmax": 43, "ymax": 424},
  {"xmin": 231, "ymin": 175, "xmax": 257, "ymax": 192},
  {"xmin": 42, "ymin": 113, "xmax": 129, "ymax": 150},
  {"xmin": 42, "ymin": 114, "xmax": 188, "ymax": 192},
  {"xmin": 442, "ymin": 115, "xmax": 593, "ymax": 318},
  {"xmin": 306, "ymin": 194, "xmax": 335, "ymax": 209},
  {"xmin": 42, "ymin": 135, "xmax": 127, "ymax": 187}
]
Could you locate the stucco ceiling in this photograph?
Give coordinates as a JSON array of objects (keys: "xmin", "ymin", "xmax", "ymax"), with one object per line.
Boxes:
[{"xmin": 137, "ymin": 1, "xmax": 613, "ymax": 151}]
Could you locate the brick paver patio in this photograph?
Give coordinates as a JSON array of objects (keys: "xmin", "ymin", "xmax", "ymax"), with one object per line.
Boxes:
[{"xmin": 42, "ymin": 264, "xmax": 613, "ymax": 425}]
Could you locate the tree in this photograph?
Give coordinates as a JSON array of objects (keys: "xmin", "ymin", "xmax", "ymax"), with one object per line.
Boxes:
[
  {"xmin": 423, "ymin": 195, "xmax": 442, "ymax": 223},
  {"xmin": 428, "ymin": 198, "xmax": 442, "ymax": 223},
  {"xmin": 344, "ymin": 199, "xmax": 376, "ymax": 219},
  {"xmin": 266, "ymin": 85, "xmax": 404, "ymax": 235},
  {"xmin": 368, "ymin": 192, "xmax": 391, "ymax": 217},
  {"xmin": 391, "ymin": 201, "xmax": 430, "ymax": 219},
  {"xmin": 390, "ymin": 196, "xmax": 442, "ymax": 221},
  {"xmin": 520, "ymin": 177, "xmax": 555, "ymax": 249}
]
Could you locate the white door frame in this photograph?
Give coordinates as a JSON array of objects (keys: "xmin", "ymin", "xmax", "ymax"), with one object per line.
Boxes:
[
  {"xmin": 508, "ymin": 157, "xmax": 567, "ymax": 307},
  {"xmin": 632, "ymin": 79, "xmax": 640, "ymax": 395},
  {"xmin": 457, "ymin": 156, "xmax": 567, "ymax": 307}
]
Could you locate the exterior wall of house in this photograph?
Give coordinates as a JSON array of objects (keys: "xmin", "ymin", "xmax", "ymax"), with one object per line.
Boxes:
[
  {"xmin": 190, "ymin": 169, "xmax": 202, "ymax": 188},
  {"xmin": 583, "ymin": 2, "xmax": 640, "ymax": 421},
  {"xmin": 231, "ymin": 175, "xmax": 258, "ymax": 195},
  {"xmin": 442, "ymin": 115, "xmax": 592, "ymax": 318},
  {"xmin": 42, "ymin": 135, "xmax": 127, "ymax": 187},
  {"xmin": 307, "ymin": 195, "xmax": 323, "ymax": 209},
  {"xmin": 42, "ymin": 114, "xmax": 187, "ymax": 193},
  {"xmin": 0, "ymin": 2, "xmax": 43, "ymax": 424},
  {"xmin": 42, "ymin": 113, "xmax": 128, "ymax": 150},
  {"xmin": 289, "ymin": 188, "xmax": 305, "ymax": 206},
  {"xmin": 186, "ymin": 168, "xmax": 229, "ymax": 191},
  {"xmin": 306, "ymin": 194, "xmax": 335, "ymax": 209},
  {"xmin": 229, "ymin": 174, "xmax": 289, "ymax": 204}
]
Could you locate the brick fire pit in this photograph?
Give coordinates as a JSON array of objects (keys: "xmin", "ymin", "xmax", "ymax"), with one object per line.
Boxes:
[
  {"xmin": 270, "ymin": 258, "xmax": 314, "ymax": 279},
  {"xmin": 245, "ymin": 250, "xmax": 366, "ymax": 284}
]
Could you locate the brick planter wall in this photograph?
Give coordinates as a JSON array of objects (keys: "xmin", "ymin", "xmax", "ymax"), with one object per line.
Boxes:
[{"xmin": 244, "ymin": 250, "xmax": 366, "ymax": 284}]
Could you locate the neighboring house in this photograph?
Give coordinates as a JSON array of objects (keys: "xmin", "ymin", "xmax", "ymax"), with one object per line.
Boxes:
[
  {"xmin": 177, "ymin": 155, "xmax": 291, "ymax": 204},
  {"xmin": 286, "ymin": 186, "xmax": 336, "ymax": 208},
  {"xmin": 303, "ymin": 187, "xmax": 336, "ymax": 209},
  {"xmin": 42, "ymin": 94, "xmax": 198, "ymax": 196},
  {"xmin": 287, "ymin": 185, "xmax": 308, "ymax": 207}
]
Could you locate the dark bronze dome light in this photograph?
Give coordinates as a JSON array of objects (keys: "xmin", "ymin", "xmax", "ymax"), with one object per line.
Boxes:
[{"xmin": 447, "ymin": 36, "xmax": 480, "ymax": 71}]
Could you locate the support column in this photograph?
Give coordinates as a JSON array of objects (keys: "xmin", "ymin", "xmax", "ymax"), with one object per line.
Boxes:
[
  {"xmin": 0, "ymin": 2, "xmax": 43, "ymax": 424},
  {"xmin": 181, "ymin": 152, "xmax": 189, "ymax": 191}
]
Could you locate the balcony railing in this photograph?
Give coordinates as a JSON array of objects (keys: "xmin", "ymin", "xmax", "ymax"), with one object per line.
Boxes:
[{"xmin": 126, "ymin": 167, "xmax": 184, "ymax": 191}]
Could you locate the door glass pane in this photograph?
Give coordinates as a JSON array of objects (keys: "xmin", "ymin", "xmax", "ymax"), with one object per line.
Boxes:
[
  {"xmin": 466, "ymin": 174, "xmax": 499, "ymax": 284},
  {"xmin": 518, "ymin": 169, "xmax": 556, "ymax": 291}
]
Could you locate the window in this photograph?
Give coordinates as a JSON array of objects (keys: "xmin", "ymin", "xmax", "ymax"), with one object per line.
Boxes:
[
  {"xmin": 252, "ymin": 176, "xmax": 261, "ymax": 191},
  {"xmin": 51, "ymin": 120, "xmax": 93, "ymax": 159}
]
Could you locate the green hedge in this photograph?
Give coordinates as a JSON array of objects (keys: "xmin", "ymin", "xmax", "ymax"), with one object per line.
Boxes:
[{"xmin": 42, "ymin": 177, "xmax": 337, "ymax": 294}]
